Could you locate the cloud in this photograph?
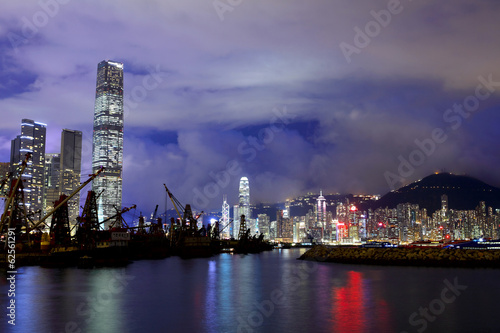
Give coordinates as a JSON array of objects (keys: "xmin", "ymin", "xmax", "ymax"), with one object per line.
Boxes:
[{"xmin": 1, "ymin": 0, "xmax": 500, "ymax": 213}]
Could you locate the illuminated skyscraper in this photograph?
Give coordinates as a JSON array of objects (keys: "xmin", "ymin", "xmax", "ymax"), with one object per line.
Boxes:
[
  {"xmin": 10, "ymin": 119, "xmax": 46, "ymax": 218},
  {"xmin": 92, "ymin": 60, "xmax": 124, "ymax": 226},
  {"xmin": 441, "ymin": 194, "xmax": 448, "ymax": 219},
  {"xmin": 316, "ymin": 190, "xmax": 326, "ymax": 229},
  {"xmin": 233, "ymin": 205, "xmax": 239, "ymax": 239},
  {"xmin": 60, "ymin": 129, "xmax": 82, "ymax": 230},
  {"xmin": 221, "ymin": 194, "xmax": 230, "ymax": 239},
  {"xmin": 238, "ymin": 176, "xmax": 250, "ymax": 220},
  {"xmin": 44, "ymin": 153, "xmax": 60, "ymax": 215}
]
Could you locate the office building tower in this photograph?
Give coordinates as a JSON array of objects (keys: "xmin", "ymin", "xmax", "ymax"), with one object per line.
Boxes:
[
  {"xmin": 277, "ymin": 209, "xmax": 293, "ymax": 242},
  {"xmin": 238, "ymin": 177, "xmax": 250, "ymax": 219},
  {"xmin": 233, "ymin": 205, "xmax": 239, "ymax": 239},
  {"xmin": 316, "ymin": 190, "xmax": 326, "ymax": 229},
  {"xmin": 284, "ymin": 199, "xmax": 290, "ymax": 218},
  {"xmin": 221, "ymin": 194, "xmax": 230, "ymax": 239},
  {"xmin": 441, "ymin": 194, "xmax": 448, "ymax": 219},
  {"xmin": 60, "ymin": 129, "xmax": 82, "ymax": 230},
  {"xmin": 258, "ymin": 213, "xmax": 270, "ymax": 239},
  {"xmin": 0, "ymin": 163, "xmax": 9, "ymax": 197},
  {"xmin": 44, "ymin": 153, "xmax": 61, "ymax": 215},
  {"xmin": 10, "ymin": 119, "xmax": 46, "ymax": 217},
  {"xmin": 92, "ymin": 60, "xmax": 124, "ymax": 226},
  {"xmin": 0, "ymin": 163, "xmax": 9, "ymax": 179}
]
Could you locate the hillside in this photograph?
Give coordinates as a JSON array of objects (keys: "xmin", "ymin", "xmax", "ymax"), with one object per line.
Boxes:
[{"xmin": 372, "ymin": 173, "xmax": 500, "ymax": 213}]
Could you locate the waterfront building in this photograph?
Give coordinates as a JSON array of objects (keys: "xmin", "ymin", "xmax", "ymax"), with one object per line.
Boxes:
[
  {"xmin": 238, "ymin": 177, "xmax": 250, "ymax": 219},
  {"xmin": 221, "ymin": 195, "xmax": 230, "ymax": 239},
  {"xmin": 258, "ymin": 213, "xmax": 270, "ymax": 239},
  {"xmin": 233, "ymin": 205, "xmax": 239, "ymax": 239},
  {"xmin": 0, "ymin": 163, "xmax": 9, "ymax": 179},
  {"xmin": 60, "ymin": 129, "xmax": 82, "ymax": 230},
  {"xmin": 316, "ymin": 190, "xmax": 326, "ymax": 230},
  {"xmin": 277, "ymin": 209, "xmax": 293, "ymax": 242},
  {"xmin": 92, "ymin": 60, "xmax": 124, "ymax": 226},
  {"xmin": 44, "ymin": 153, "xmax": 61, "ymax": 217},
  {"xmin": 10, "ymin": 119, "xmax": 47, "ymax": 218}
]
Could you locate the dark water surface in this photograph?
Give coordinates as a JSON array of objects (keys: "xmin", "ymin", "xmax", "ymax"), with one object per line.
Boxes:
[{"xmin": 1, "ymin": 248, "xmax": 499, "ymax": 333}]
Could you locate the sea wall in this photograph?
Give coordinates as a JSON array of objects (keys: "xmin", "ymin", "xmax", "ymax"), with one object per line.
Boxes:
[{"xmin": 298, "ymin": 245, "xmax": 500, "ymax": 268}]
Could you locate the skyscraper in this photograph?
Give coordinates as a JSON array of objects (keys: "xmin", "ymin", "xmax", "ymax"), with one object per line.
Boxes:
[
  {"xmin": 238, "ymin": 177, "xmax": 250, "ymax": 219},
  {"xmin": 316, "ymin": 190, "xmax": 326, "ymax": 229},
  {"xmin": 44, "ymin": 153, "xmax": 61, "ymax": 216},
  {"xmin": 221, "ymin": 194, "xmax": 230, "ymax": 239},
  {"xmin": 92, "ymin": 60, "xmax": 124, "ymax": 226},
  {"xmin": 233, "ymin": 204, "xmax": 239, "ymax": 239},
  {"xmin": 60, "ymin": 129, "xmax": 82, "ymax": 230},
  {"xmin": 10, "ymin": 119, "xmax": 46, "ymax": 217}
]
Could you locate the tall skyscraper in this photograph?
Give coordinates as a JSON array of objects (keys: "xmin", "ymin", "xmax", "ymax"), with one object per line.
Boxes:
[
  {"xmin": 92, "ymin": 60, "xmax": 124, "ymax": 226},
  {"xmin": 233, "ymin": 204, "xmax": 239, "ymax": 239},
  {"xmin": 44, "ymin": 153, "xmax": 61, "ymax": 216},
  {"xmin": 60, "ymin": 129, "xmax": 82, "ymax": 230},
  {"xmin": 238, "ymin": 177, "xmax": 250, "ymax": 219},
  {"xmin": 441, "ymin": 194, "xmax": 448, "ymax": 219},
  {"xmin": 316, "ymin": 190, "xmax": 326, "ymax": 229},
  {"xmin": 221, "ymin": 194, "xmax": 230, "ymax": 239},
  {"xmin": 10, "ymin": 119, "xmax": 46, "ymax": 217}
]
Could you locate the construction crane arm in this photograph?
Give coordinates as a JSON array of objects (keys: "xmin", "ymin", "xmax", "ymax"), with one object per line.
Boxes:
[
  {"xmin": 99, "ymin": 204, "xmax": 137, "ymax": 226},
  {"xmin": 32, "ymin": 167, "xmax": 105, "ymax": 230},
  {"xmin": 163, "ymin": 184, "xmax": 184, "ymax": 221}
]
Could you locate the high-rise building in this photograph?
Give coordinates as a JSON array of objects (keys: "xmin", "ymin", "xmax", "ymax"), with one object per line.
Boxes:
[
  {"xmin": 0, "ymin": 162, "xmax": 9, "ymax": 196},
  {"xmin": 277, "ymin": 209, "xmax": 293, "ymax": 242},
  {"xmin": 221, "ymin": 194, "xmax": 230, "ymax": 239},
  {"xmin": 43, "ymin": 129, "xmax": 82, "ymax": 232},
  {"xmin": 0, "ymin": 163, "xmax": 9, "ymax": 179},
  {"xmin": 44, "ymin": 153, "xmax": 61, "ymax": 216},
  {"xmin": 60, "ymin": 129, "xmax": 82, "ymax": 230},
  {"xmin": 92, "ymin": 60, "xmax": 124, "ymax": 226},
  {"xmin": 238, "ymin": 177, "xmax": 250, "ymax": 219},
  {"xmin": 233, "ymin": 205, "xmax": 239, "ymax": 239},
  {"xmin": 10, "ymin": 119, "xmax": 47, "ymax": 218},
  {"xmin": 257, "ymin": 213, "xmax": 270, "ymax": 239},
  {"xmin": 316, "ymin": 190, "xmax": 326, "ymax": 229},
  {"xmin": 441, "ymin": 194, "xmax": 448, "ymax": 219}
]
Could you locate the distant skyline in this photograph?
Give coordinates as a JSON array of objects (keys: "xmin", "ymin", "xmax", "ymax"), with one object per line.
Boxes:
[{"xmin": 1, "ymin": 0, "xmax": 500, "ymax": 213}]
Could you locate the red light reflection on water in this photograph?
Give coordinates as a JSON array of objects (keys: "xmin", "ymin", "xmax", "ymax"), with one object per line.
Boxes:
[
  {"xmin": 331, "ymin": 271, "xmax": 392, "ymax": 333},
  {"xmin": 332, "ymin": 271, "xmax": 366, "ymax": 332}
]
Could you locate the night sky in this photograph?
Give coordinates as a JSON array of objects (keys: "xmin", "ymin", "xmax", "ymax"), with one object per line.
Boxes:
[{"xmin": 1, "ymin": 0, "xmax": 500, "ymax": 214}]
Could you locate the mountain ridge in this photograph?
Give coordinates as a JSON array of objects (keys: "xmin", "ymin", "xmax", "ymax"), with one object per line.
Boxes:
[{"xmin": 371, "ymin": 173, "xmax": 500, "ymax": 213}]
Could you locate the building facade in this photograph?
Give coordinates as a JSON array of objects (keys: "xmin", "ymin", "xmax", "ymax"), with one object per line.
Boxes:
[
  {"xmin": 10, "ymin": 119, "xmax": 47, "ymax": 218},
  {"xmin": 221, "ymin": 194, "xmax": 230, "ymax": 239},
  {"xmin": 60, "ymin": 129, "xmax": 82, "ymax": 230},
  {"xmin": 92, "ymin": 60, "xmax": 124, "ymax": 226},
  {"xmin": 44, "ymin": 153, "xmax": 61, "ymax": 216},
  {"xmin": 316, "ymin": 190, "xmax": 326, "ymax": 229},
  {"xmin": 238, "ymin": 177, "xmax": 250, "ymax": 219}
]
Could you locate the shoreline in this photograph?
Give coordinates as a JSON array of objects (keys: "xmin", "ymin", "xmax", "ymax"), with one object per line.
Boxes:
[{"xmin": 298, "ymin": 245, "xmax": 500, "ymax": 268}]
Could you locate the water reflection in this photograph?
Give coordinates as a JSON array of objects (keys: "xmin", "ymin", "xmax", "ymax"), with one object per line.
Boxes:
[
  {"xmin": 3, "ymin": 249, "xmax": 499, "ymax": 333},
  {"xmin": 329, "ymin": 270, "xmax": 392, "ymax": 333},
  {"xmin": 331, "ymin": 271, "xmax": 367, "ymax": 332}
]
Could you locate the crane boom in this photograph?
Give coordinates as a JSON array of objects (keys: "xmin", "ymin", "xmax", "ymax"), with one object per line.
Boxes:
[
  {"xmin": 163, "ymin": 184, "xmax": 183, "ymax": 221},
  {"xmin": 32, "ymin": 167, "xmax": 104, "ymax": 230}
]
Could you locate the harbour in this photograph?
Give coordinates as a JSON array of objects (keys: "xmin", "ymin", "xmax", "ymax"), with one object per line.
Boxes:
[{"xmin": 1, "ymin": 248, "xmax": 499, "ymax": 333}]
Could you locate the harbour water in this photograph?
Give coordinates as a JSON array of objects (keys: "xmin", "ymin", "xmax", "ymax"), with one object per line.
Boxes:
[{"xmin": 1, "ymin": 248, "xmax": 499, "ymax": 333}]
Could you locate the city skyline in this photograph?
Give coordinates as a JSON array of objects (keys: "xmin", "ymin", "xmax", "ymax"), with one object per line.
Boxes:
[{"xmin": 1, "ymin": 1, "xmax": 500, "ymax": 214}]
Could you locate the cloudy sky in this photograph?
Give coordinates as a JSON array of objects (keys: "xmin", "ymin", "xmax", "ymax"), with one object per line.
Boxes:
[{"xmin": 1, "ymin": 0, "xmax": 500, "ymax": 214}]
